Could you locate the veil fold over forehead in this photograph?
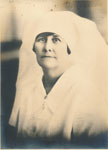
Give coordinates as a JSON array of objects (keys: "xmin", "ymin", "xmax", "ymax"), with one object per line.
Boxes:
[{"xmin": 9, "ymin": 11, "xmax": 108, "ymax": 126}]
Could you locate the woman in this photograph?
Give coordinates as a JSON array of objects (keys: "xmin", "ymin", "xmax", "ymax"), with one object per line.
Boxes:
[{"xmin": 8, "ymin": 11, "xmax": 108, "ymax": 148}]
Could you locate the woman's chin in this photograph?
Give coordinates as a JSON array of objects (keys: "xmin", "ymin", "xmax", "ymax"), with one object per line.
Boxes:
[{"xmin": 40, "ymin": 62, "xmax": 58, "ymax": 70}]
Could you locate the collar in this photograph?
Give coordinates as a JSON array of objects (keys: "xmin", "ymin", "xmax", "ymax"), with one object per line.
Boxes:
[{"xmin": 44, "ymin": 65, "xmax": 81, "ymax": 113}]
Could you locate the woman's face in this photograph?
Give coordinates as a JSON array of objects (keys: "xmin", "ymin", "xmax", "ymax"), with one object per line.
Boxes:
[{"xmin": 34, "ymin": 32, "xmax": 70, "ymax": 70}]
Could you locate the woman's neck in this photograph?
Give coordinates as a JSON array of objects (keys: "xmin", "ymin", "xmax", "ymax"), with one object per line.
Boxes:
[
  {"xmin": 42, "ymin": 68, "xmax": 62, "ymax": 94},
  {"xmin": 42, "ymin": 63, "xmax": 72, "ymax": 94}
]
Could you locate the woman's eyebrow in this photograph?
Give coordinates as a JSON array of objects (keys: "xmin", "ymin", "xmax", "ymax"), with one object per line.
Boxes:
[
  {"xmin": 35, "ymin": 33, "xmax": 61, "ymax": 41},
  {"xmin": 53, "ymin": 34, "xmax": 63, "ymax": 41},
  {"xmin": 36, "ymin": 32, "xmax": 54, "ymax": 40},
  {"xmin": 36, "ymin": 35, "xmax": 46, "ymax": 41},
  {"xmin": 53, "ymin": 34, "xmax": 60, "ymax": 38}
]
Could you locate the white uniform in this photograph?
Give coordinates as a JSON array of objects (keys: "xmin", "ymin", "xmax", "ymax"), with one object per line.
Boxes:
[
  {"xmin": 9, "ymin": 11, "xmax": 108, "ymax": 142},
  {"xmin": 9, "ymin": 65, "xmax": 107, "ymax": 140}
]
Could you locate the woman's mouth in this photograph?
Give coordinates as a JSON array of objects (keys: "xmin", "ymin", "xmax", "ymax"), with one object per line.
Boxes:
[{"xmin": 41, "ymin": 56, "xmax": 56, "ymax": 59}]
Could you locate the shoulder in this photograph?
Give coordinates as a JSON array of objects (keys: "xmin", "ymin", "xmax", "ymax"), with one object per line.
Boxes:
[
  {"xmin": 66, "ymin": 66, "xmax": 108, "ymax": 136},
  {"xmin": 71, "ymin": 78, "xmax": 108, "ymax": 137}
]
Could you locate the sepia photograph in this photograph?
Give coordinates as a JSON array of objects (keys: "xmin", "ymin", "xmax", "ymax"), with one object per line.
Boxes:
[{"xmin": 1, "ymin": 0, "xmax": 108, "ymax": 149}]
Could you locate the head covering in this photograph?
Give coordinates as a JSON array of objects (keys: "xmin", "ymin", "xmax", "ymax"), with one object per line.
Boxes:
[{"xmin": 9, "ymin": 11, "xmax": 108, "ymax": 127}]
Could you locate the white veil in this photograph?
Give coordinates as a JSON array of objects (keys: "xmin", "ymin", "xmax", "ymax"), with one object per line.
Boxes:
[{"xmin": 9, "ymin": 11, "xmax": 108, "ymax": 128}]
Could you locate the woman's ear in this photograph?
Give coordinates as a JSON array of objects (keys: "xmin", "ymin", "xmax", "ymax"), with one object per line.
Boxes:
[{"xmin": 67, "ymin": 46, "xmax": 71, "ymax": 55}]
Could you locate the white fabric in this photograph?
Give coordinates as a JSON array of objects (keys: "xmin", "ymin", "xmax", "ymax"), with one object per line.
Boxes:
[{"xmin": 9, "ymin": 11, "xmax": 108, "ymax": 140}]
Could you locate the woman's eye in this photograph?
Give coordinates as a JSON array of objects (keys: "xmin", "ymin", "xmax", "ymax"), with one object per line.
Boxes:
[
  {"xmin": 52, "ymin": 38, "xmax": 61, "ymax": 43},
  {"xmin": 36, "ymin": 37, "xmax": 46, "ymax": 42}
]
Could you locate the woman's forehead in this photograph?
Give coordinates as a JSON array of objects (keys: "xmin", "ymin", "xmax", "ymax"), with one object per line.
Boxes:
[{"xmin": 36, "ymin": 32, "xmax": 59, "ymax": 39}]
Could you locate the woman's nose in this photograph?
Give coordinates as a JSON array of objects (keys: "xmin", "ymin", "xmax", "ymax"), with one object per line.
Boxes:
[{"xmin": 44, "ymin": 40, "xmax": 53, "ymax": 52}]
